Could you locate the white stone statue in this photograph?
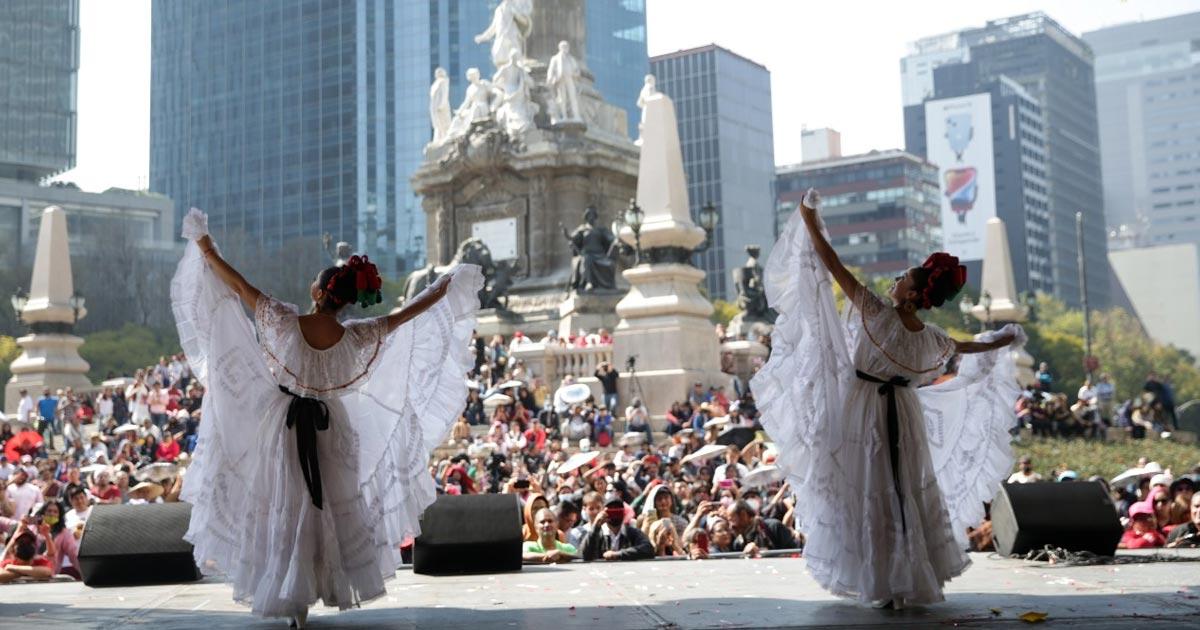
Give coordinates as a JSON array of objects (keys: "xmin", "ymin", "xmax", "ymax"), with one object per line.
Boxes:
[
  {"xmin": 474, "ymin": 0, "xmax": 532, "ymax": 69},
  {"xmin": 429, "ymin": 67, "xmax": 451, "ymax": 145},
  {"xmin": 492, "ymin": 52, "xmax": 538, "ymax": 137},
  {"xmin": 446, "ymin": 67, "xmax": 497, "ymax": 140},
  {"xmin": 546, "ymin": 40, "xmax": 583, "ymax": 124},
  {"xmin": 636, "ymin": 74, "xmax": 657, "ymax": 143}
]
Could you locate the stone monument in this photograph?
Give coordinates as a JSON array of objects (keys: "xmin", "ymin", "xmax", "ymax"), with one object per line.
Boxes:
[
  {"xmin": 612, "ymin": 92, "xmax": 724, "ymax": 420},
  {"xmin": 726, "ymin": 244, "xmax": 776, "ymax": 340},
  {"xmin": 635, "ymin": 74, "xmax": 657, "ymax": 145},
  {"xmin": 5, "ymin": 206, "xmax": 92, "ymax": 414},
  {"xmin": 973, "ymin": 217, "xmax": 1035, "ymax": 386},
  {"xmin": 412, "ymin": 0, "xmax": 637, "ymax": 336}
]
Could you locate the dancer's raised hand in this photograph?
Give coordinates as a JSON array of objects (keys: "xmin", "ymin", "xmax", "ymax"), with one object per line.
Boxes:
[
  {"xmin": 801, "ymin": 188, "xmax": 822, "ymax": 213},
  {"xmin": 181, "ymin": 207, "xmax": 209, "ymax": 241}
]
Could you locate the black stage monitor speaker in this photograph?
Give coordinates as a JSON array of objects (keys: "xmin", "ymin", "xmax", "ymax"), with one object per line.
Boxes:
[
  {"xmin": 413, "ymin": 494, "xmax": 522, "ymax": 575},
  {"xmin": 991, "ymin": 481, "xmax": 1123, "ymax": 557},
  {"xmin": 79, "ymin": 502, "xmax": 201, "ymax": 586}
]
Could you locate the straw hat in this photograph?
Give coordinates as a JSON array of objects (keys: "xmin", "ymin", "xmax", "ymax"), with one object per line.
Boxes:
[{"xmin": 130, "ymin": 481, "xmax": 164, "ymax": 500}]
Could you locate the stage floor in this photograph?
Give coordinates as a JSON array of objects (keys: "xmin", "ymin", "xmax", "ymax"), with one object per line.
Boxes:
[{"xmin": 3, "ymin": 550, "xmax": 1200, "ymax": 629}]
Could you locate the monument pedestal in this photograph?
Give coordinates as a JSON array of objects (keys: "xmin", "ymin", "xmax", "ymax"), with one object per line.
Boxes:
[
  {"xmin": 726, "ymin": 312, "xmax": 774, "ymax": 342},
  {"xmin": 558, "ymin": 289, "xmax": 622, "ymax": 338},
  {"xmin": 6, "ymin": 333, "xmax": 93, "ymax": 411},
  {"xmin": 613, "ymin": 264, "xmax": 723, "ymax": 422},
  {"xmin": 474, "ymin": 308, "xmax": 520, "ymax": 339}
]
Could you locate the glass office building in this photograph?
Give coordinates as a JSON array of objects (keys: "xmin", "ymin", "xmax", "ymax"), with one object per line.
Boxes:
[
  {"xmin": 0, "ymin": 0, "xmax": 79, "ymax": 183},
  {"xmin": 1085, "ymin": 12, "xmax": 1200, "ymax": 248},
  {"xmin": 902, "ymin": 13, "xmax": 1110, "ymax": 308},
  {"xmin": 151, "ymin": 0, "xmax": 646, "ymax": 277},
  {"xmin": 650, "ymin": 45, "xmax": 775, "ymax": 300}
]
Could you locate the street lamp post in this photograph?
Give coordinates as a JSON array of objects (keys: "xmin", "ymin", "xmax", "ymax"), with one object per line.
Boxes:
[
  {"xmin": 695, "ymin": 202, "xmax": 720, "ymax": 254},
  {"xmin": 1076, "ymin": 211, "xmax": 1094, "ymax": 381},
  {"xmin": 980, "ymin": 290, "xmax": 992, "ymax": 331},
  {"xmin": 624, "ymin": 198, "xmax": 645, "ymax": 266},
  {"xmin": 10, "ymin": 287, "xmax": 28, "ymax": 326},
  {"xmin": 958, "ymin": 295, "xmax": 974, "ymax": 329}
]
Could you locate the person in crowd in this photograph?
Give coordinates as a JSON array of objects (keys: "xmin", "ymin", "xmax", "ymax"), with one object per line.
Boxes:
[
  {"xmin": 647, "ymin": 518, "xmax": 684, "ymax": 557},
  {"xmin": 140, "ymin": 434, "xmax": 160, "ymax": 465},
  {"xmin": 727, "ymin": 500, "xmax": 797, "ymax": 556},
  {"xmin": 1007, "ymin": 456, "xmax": 1042, "ymax": 484},
  {"xmin": 521, "ymin": 493, "xmax": 552, "ymax": 542},
  {"xmin": 580, "ymin": 493, "xmax": 653, "ymax": 561},
  {"xmin": 147, "ymin": 382, "xmax": 170, "ymax": 428},
  {"xmin": 37, "ymin": 389, "xmax": 59, "ymax": 440},
  {"xmin": 64, "ymin": 486, "xmax": 93, "ymax": 538},
  {"xmin": 594, "ymin": 361, "xmax": 620, "ymax": 413},
  {"xmin": 1036, "ymin": 362, "xmax": 1053, "ymax": 392},
  {"xmin": 522, "ymin": 507, "xmax": 578, "ymax": 564},
  {"xmin": 568, "ymin": 491, "xmax": 602, "ymax": 548},
  {"xmin": 1143, "ymin": 372, "xmax": 1178, "ymax": 431},
  {"xmin": 1120, "ymin": 501, "xmax": 1166, "ymax": 549},
  {"xmin": 686, "ymin": 382, "xmax": 708, "ymax": 407},
  {"xmin": 126, "ymin": 373, "xmax": 151, "ymax": 426},
  {"xmin": 128, "ymin": 481, "xmax": 164, "ymax": 505},
  {"xmin": 1167, "ymin": 493, "xmax": 1200, "ymax": 548},
  {"xmin": 82, "ymin": 434, "xmax": 109, "ymax": 465},
  {"xmin": 34, "ymin": 500, "xmax": 80, "ymax": 579},
  {"xmin": 156, "ymin": 432, "xmax": 181, "ymax": 463},
  {"xmin": 0, "ymin": 520, "xmax": 55, "ymax": 583},
  {"xmin": 5, "ymin": 468, "xmax": 41, "ymax": 519},
  {"xmin": 637, "ymin": 483, "xmax": 689, "ymax": 535},
  {"xmin": 16, "ymin": 389, "xmax": 34, "ymax": 425},
  {"xmin": 592, "ymin": 406, "xmax": 614, "ymax": 448},
  {"xmin": 1095, "ymin": 373, "xmax": 1116, "ymax": 423},
  {"xmin": 89, "ymin": 470, "xmax": 121, "ymax": 504},
  {"xmin": 464, "ymin": 389, "xmax": 486, "ymax": 426},
  {"xmin": 624, "ymin": 398, "xmax": 653, "ymax": 445}
]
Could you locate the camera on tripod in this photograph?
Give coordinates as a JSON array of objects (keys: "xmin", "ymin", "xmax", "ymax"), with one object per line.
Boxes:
[{"xmin": 625, "ymin": 355, "xmax": 637, "ymax": 371}]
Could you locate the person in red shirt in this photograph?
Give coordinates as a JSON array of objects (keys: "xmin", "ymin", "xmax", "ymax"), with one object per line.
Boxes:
[
  {"xmin": 523, "ymin": 416, "xmax": 547, "ymax": 454},
  {"xmin": 0, "ymin": 521, "xmax": 55, "ymax": 583},
  {"xmin": 156, "ymin": 432, "xmax": 182, "ymax": 463},
  {"xmin": 89, "ymin": 471, "xmax": 122, "ymax": 504},
  {"xmin": 1120, "ymin": 502, "xmax": 1166, "ymax": 549}
]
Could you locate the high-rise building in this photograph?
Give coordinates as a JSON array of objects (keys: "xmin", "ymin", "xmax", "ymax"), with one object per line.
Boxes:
[
  {"xmin": 775, "ymin": 150, "xmax": 942, "ymax": 278},
  {"xmin": 901, "ymin": 12, "xmax": 1109, "ymax": 308},
  {"xmin": 151, "ymin": 1, "xmax": 646, "ymax": 277},
  {"xmin": 650, "ymin": 45, "xmax": 775, "ymax": 300},
  {"xmin": 0, "ymin": 0, "xmax": 79, "ymax": 183},
  {"xmin": 1084, "ymin": 12, "xmax": 1200, "ymax": 247},
  {"xmin": 904, "ymin": 70, "xmax": 1053, "ymax": 296}
]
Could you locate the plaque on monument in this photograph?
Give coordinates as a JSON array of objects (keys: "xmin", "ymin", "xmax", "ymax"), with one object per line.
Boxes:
[{"xmin": 472, "ymin": 218, "xmax": 519, "ymax": 261}]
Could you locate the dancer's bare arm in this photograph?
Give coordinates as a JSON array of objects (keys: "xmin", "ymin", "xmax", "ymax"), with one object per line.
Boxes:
[
  {"xmin": 197, "ymin": 235, "xmax": 262, "ymax": 311},
  {"xmin": 385, "ymin": 274, "xmax": 452, "ymax": 333},
  {"xmin": 797, "ymin": 189, "xmax": 866, "ymax": 301},
  {"xmin": 954, "ymin": 335, "xmax": 1015, "ymax": 355}
]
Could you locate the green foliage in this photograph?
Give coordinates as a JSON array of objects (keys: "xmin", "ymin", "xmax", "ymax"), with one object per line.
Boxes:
[
  {"xmin": 710, "ymin": 299, "xmax": 739, "ymax": 326},
  {"xmin": 1014, "ymin": 437, "xmax": 1200, "ymax": 482},
  {"xmin": 0, "ymin": 335, "xmax": 20, "ymax": 387},
  {"xmin": 78, "ymin": 324, "xmax": 181, "ymax": 382},
  {"xmin": 1025, "ymin": 293, "xmax": 1200, "ymax": 405}
]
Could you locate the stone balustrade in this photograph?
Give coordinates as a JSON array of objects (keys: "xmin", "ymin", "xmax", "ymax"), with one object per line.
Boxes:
[{"xmin": 509, "ymin": 342, "xmax": 614, "ymax": 385}]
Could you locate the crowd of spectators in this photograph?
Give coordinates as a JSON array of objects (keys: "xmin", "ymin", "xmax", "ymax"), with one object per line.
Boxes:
[
  {"xmin": 1016, "ymin": 364, "xmax": 1182, "ymax": 441},
  {"xmin": 1, "ymin": 355, "xmax": 199, "ymax": 582}
]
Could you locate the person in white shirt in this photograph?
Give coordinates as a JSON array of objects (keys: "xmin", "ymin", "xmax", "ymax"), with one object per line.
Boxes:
[
  {"xmin": 64, "ymin": 486, "xmax": 93, "ymax": 538},
  {"xmin": 1077, "ymin": 379, "xmax": 1097, "ymax": 406},
  {"xmin": 126, "ymin": 375, "xmax": 151, "ymax": 424},
  {"xmin": 5, "ymin": 469, "xmax": 42, "ymax": 518},
  {"xmin": 82, "ymin": 434, "xmax": 110, "ymax": 465},
  {"xmin": 96, "ymin": 388, "xmax": 115, "ymax": 421},
  {"xmin": 16, "ymin": 389, "xmax": 33, "ymax": 424},
  {"xmin": 0, "ymin": 456, "xmax": 13, "ymax": 481},
  {"xmin": 1006, "ymin": 456, "xmax": 1043, "ymax": 484}
]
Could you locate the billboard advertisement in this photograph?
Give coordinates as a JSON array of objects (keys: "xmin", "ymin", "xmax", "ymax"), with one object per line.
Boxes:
[{"xmin": 924, "ymin": 93, "xmax": 996, "ymax": 262}]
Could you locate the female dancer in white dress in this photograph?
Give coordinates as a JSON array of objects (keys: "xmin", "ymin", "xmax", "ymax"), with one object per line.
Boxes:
[
  {"xmin": 171, "ymin": 209, "xmax": 482, "ymax": 626},
  {"xmin": 752, "ymin": 189, "xmax": 1025, "ymax": 608}
]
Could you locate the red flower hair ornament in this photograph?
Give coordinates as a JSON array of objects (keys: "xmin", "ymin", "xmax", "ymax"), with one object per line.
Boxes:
[
  {"xmin": 918, "ymin": 252, "xmax": 968, "ymax": 310},
  {"xmin": 324, "ymin": 254, "xmax": 384, "ymax": 308}
]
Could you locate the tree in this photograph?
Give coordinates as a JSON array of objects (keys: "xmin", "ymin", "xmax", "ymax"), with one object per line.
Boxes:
[
  {"xmin": 78, "ymin": 324, "xmax": 181, "ymax": 382},
  {"xmin": 710, "ymin": 299, "xmax": 739, "ymax": 326},
  {"xmin": 0, "ymin": 335, "xmax": 21, "ymax": 388}
]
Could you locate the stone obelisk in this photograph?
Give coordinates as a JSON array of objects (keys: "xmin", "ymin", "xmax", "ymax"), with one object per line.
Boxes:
[
  {"xmin": 5, "ymin": 206, "xmax": 92, "ymax": 414},
  {"xmin": 612, "ymin": 93, "xmax": 723, "ymax": 420},
  {"xmin": 972, "ymin": 217, "xmax": 1035, "ymax": 386}
]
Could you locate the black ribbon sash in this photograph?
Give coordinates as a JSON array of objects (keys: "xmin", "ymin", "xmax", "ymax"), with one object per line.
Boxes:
[
  {"xmin": 855, "ymin": 370, "xmax": 911, "ymax": 534},
  {"xmin": 279, "ymin": 386, "xmax": 330, "ymax": 510}
]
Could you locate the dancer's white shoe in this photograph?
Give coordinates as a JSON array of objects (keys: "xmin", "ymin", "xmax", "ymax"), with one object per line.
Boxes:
[{"xmin": 287, "ymin": 608, "xmax": 308, "ymax": 628}]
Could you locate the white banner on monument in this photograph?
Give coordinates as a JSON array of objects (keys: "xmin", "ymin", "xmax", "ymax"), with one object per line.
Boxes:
[
  {"xmin": 472, "ymin": 218, "xmax": 518, "ymax": 260},
  {"xmin": 924, "ymin": 93, "xmax": 996, "ymax": 262}
]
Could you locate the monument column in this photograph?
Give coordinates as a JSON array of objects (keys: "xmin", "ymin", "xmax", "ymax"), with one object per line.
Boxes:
[
  {"xmin": 613, "ymin": 93, "xmax": 724, "ymax": 422},
  {"xmin": 5, "ymin": 206, "xmax": 92, "ymax": 414},
  {"xmin": 972, "ymin": 217, "xmax": 1036, "ymax": 386}
]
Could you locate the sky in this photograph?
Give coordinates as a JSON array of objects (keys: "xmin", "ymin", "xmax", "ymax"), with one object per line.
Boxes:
[{"xmin": 53, "ymin": 0, "xmax": 1200, "ymax": 192}]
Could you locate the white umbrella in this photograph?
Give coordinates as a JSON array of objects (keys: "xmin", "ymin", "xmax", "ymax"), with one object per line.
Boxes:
[
  {"xmin": 79, "ymin": 464, "xmax": 109, "ymax": 475},
  {"xmin": 114, "ymin": 423, "xmax": 140, "ymax": 434},
  {"xmin": 742, "ymin": 465, "xmax": 785, "ymax": 488},
  {"xmin": 138, "ymin": 462, "xmax": 179, "ymax": 482},
  {"xmin": 497, "ymin": 379, "xmax": 525, "ymax": 390},
  {"xmin": 557, "ymin": 451, "xmax": 600, "ymax": 476},
  {"xmin": 483, "ymin": 392, "xmax": 513, "ymax": 408},
  {"xmin": 618, "ymin": 432, "xmax": 645, "ymax": 447},
  {"xmin": 681, "ymin": 443, "xmax": 727, "ymax": 465},
  {"xmin": 557, "ymin": 384, "xmax": 592, "ymax": 405}
]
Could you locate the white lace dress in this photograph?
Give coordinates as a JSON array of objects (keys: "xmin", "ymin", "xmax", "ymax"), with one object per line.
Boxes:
[
  {"xmin": 170, "ymin": 241, "xmax": 481, "ymax": 619},
  {"xmin": 751, "ymin": 209, "xmax": 1022, "ymax": 605}
]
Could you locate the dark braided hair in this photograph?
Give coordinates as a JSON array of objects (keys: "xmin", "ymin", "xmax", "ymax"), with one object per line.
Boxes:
[{"xmin": 315, "ymin": 265, "xmax": 358, "ymax": 312}]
